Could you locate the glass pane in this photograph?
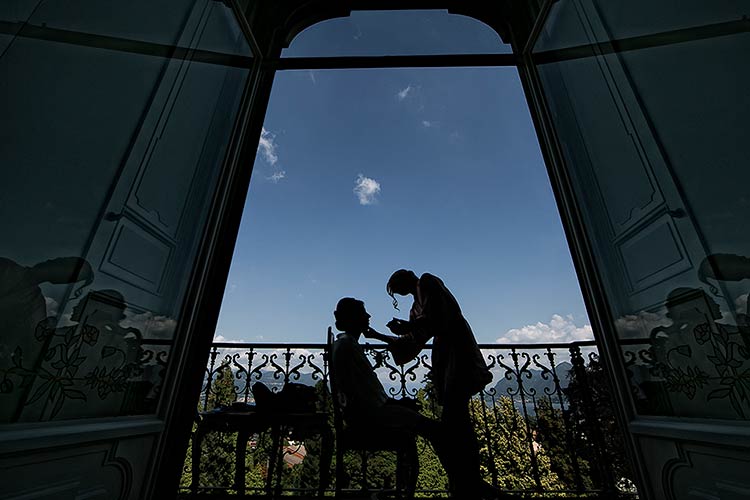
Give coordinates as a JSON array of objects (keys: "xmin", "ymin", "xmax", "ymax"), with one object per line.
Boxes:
[
  {"xmin": 282, "ymin": 9, "xmax": 511, "ymax": 57},
  {"xmin": 532, "ymin": 0, "xmax": 750, "ymax": 420},
  {"xmin": 535, "ymin": 0, "xmax": 748, "ymax": 52},
  {"xmin": 0, "ymin": 0, "xmax": 252, "ymax": 422}
]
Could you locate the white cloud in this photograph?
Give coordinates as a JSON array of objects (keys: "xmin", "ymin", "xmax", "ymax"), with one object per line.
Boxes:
[
  {"xmin": 353, "ymin": 174, "xmax": 381, "ymax": 205},
  {"xmin": 258, "ymin": 127, "xmax": 278, "ymax": 165},
  {"xmin": 122, "ymin": 312, "xmax": 177, "ymax": 340},
  {"xmin": 44, "ymin": 296, "xmax": 59, "ymax": 317},
  {"xmin": 267, "ymin": 170, "xmax": 286, "ymax": 183},
  {"xmin": 213, "ymin": 333, "xmax": 245, "ymax": 343},
  {"xmin": 496, "ymin": 314, "xmax": 594, "ymax": 344},
  {"xmin": 308, "ymin": 71, "xmax": 316, "ymax": 84},
  {"xmin": 736, "ymin": 293, "xmax": 748, "ymax": 313},
  {"xmin": 614, "ymin": 310, "xmax": 669, "ymax": 339},
  {"xmin": 421, "ymin": 120, "xmax": 434, "ymax": 128},
  {"xmin": 396, "ymin": 85, "xmax": 412, "ymax": 101}
]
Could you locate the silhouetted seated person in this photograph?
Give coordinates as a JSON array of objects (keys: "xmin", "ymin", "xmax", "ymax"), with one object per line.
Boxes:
[
  {"xmin": 331, "ymin": 298, "xmax": 506, "ymax": 500},
  {"xmin": 37, "ymin": 289, "xmax": 148, "ymax": 417},
  {"xmin": 650, "ymin": 287, "xmax": 728, "ymax": 358},
  {"xmin": 331, "ymin": 299, "xmax": 446, "ymax": 467},
  {"xmin": 72, "ymin": 289, "xmax": 143, "ymax": 371},
  {"xmin": 332, "ymin": 298, "xmax": 435, "ymax": 431},
  {"xmin": 647, "ymin": 286, "xmax": 748, "ymax": 416}
]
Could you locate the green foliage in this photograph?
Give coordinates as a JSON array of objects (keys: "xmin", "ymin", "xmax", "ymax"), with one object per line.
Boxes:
[
  {"xmin": 181, "ymin": 373, "xmax": 332, "ymax": 495},
  {"xmin": 296, "ymin": 380, "xmax": 334, "ymax": 493},
  {"xmin": 184, "ymin": 365, "xmax": 240, "ymax": 490},
  {"xmin": 414, "ymin": 387, "xmax": 449, "ymax": 495},
  {"xmin": 534, "ymin": 397, "xmax": 592, "ymax": 490},
  {"xmin": 472, "ymin": 396, "xmax": 563, "ymax": 491},
  {"xmin": 565, "ymin": 358, "xmax": 633, "ymax": 489}
]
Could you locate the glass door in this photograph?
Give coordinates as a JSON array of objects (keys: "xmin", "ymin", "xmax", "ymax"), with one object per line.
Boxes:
[
  {"xmin": 520, "ymin": 1, "xmax": 750, "ymax": 498},
  {"xmin": 0, "ymin": 1, "xmax": 265, "ymax": 498}
]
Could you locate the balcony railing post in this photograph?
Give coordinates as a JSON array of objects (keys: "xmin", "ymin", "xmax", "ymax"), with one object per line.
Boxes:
[
  {"xmin": 569, "ymin": 345, "xmax": 617, "ymax": 494},
  {"xmin": 547, "ymin": 348, "xmax": 585, "ymax": 492},
  {"xmin": 204, "ymin": 345, "xmax": 220, "ymax": 411},
  {"xmin": 243, "ymin": 348, "xmax": 255, "ymax": 403},
  {"xmin": 283, "ymin": 347, "xmax": 292, "ymax": 385}
]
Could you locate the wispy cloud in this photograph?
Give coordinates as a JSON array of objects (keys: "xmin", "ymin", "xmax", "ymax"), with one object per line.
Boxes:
[
  {"xmin": 308, "ymin": 71, "xmax": 317, "ymax": 85},
  {"xmin": 354, "ymin": 174, "xmax": 381, "ymax": 205},
  {"xmin": 396, "ymin": 85, "xmax": 413, "ymax": 101},
  {"xmin": 267, "ymin": 170, "xmax": 286, "ymax": 183},
  {"xmin": 422, "ymin": 120, "xmax": 435, "ymax": 128},
  {"xmin": 258, "ymin": 127, "xmax": 278, "ymax": 165},
  {"xmin": 496, "ymin": 314, "xmax": 594, "ymax": 344}
]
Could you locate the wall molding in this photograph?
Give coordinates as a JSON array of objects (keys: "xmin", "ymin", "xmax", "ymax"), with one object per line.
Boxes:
[{"xmin": 0, "ymin": 417, "xmax": 163, "ymax": 455}]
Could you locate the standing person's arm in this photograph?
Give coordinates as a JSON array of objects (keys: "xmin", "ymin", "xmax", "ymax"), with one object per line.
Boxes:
[
  {"xmin": 384, "ymin": 274, "xmax": 441, "ymax": 342},
  {"xmin": 409, "ymin": 274, "xmax": 445, "ymax": 343},
  {"xmin": 362, "ymin": 327, "xmax": 399, "ymax": 345},
  {"xmin": 364, "ymin": 327, "xmax": 423, "ymax": 366}
]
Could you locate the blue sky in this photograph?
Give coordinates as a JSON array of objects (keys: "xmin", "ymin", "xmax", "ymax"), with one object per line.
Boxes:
[{"xmin": 213, "ymin": 11, "xmax": 592, "ymax": 345}]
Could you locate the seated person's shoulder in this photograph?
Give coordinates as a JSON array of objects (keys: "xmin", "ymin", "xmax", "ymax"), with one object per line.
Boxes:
[{"xmin": 332, "ymin": 333, "xmax": 357, "ymax": 353}]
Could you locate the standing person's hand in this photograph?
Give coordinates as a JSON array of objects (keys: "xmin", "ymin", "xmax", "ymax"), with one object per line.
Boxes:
[
  {"xmin": 386, "ymin": 318, "xmax": 410, "ymax": 336},
  {"xmin": 363, "ymin": 327, "xmax": 379, "ymax": 339}
]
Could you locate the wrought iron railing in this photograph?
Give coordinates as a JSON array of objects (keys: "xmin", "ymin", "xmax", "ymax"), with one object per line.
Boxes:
[{"xmin": 180, "ymin": 339, "xmax": 642, "ymax": 498}]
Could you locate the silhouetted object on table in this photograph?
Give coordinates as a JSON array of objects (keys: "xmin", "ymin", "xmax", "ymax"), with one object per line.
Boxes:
[
  {"xmin": 252, "ymin": 381, "xmax": 317, "ymax": 413},
  {"xmin": 386, "ymin": 270, "xmax": 493, "ymax": 498}
]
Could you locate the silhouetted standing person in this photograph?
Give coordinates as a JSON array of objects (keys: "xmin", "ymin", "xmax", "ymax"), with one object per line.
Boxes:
[
  {"xmin": 0, "ymin": 257, "xmax": 92, "ymax": 421},
  {"xmin": 386, "ymin": 270, "xmax": 492, "ymax": 498}
]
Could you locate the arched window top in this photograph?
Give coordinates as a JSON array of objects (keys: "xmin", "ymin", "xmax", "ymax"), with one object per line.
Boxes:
[{"xmin": 282, "ymin": 10, "xmax": 510, "ymax": 57}]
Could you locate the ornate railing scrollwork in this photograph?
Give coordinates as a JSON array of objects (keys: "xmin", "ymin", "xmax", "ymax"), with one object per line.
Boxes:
[{"xmin": 187, "ymin": 338, "xmax": 642, "ymax": 498}]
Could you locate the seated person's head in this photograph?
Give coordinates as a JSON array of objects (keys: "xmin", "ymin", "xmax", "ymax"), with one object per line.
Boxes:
[{"xmin": 334, "ymin": 297, "xmax": 370, "ymax": 333}]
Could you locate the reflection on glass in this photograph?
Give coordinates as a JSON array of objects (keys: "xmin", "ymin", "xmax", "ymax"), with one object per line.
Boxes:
[
  {"xmin": 533, "ymin": 0, "xmax": 750, "ymax": 419},
  {"xmin": 282, "ymin": 9, "xmax": 510, "ymax": 57},
  {"xmin": 0, "ymin": 0, "xmax": 252, "ymax": 422}
]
